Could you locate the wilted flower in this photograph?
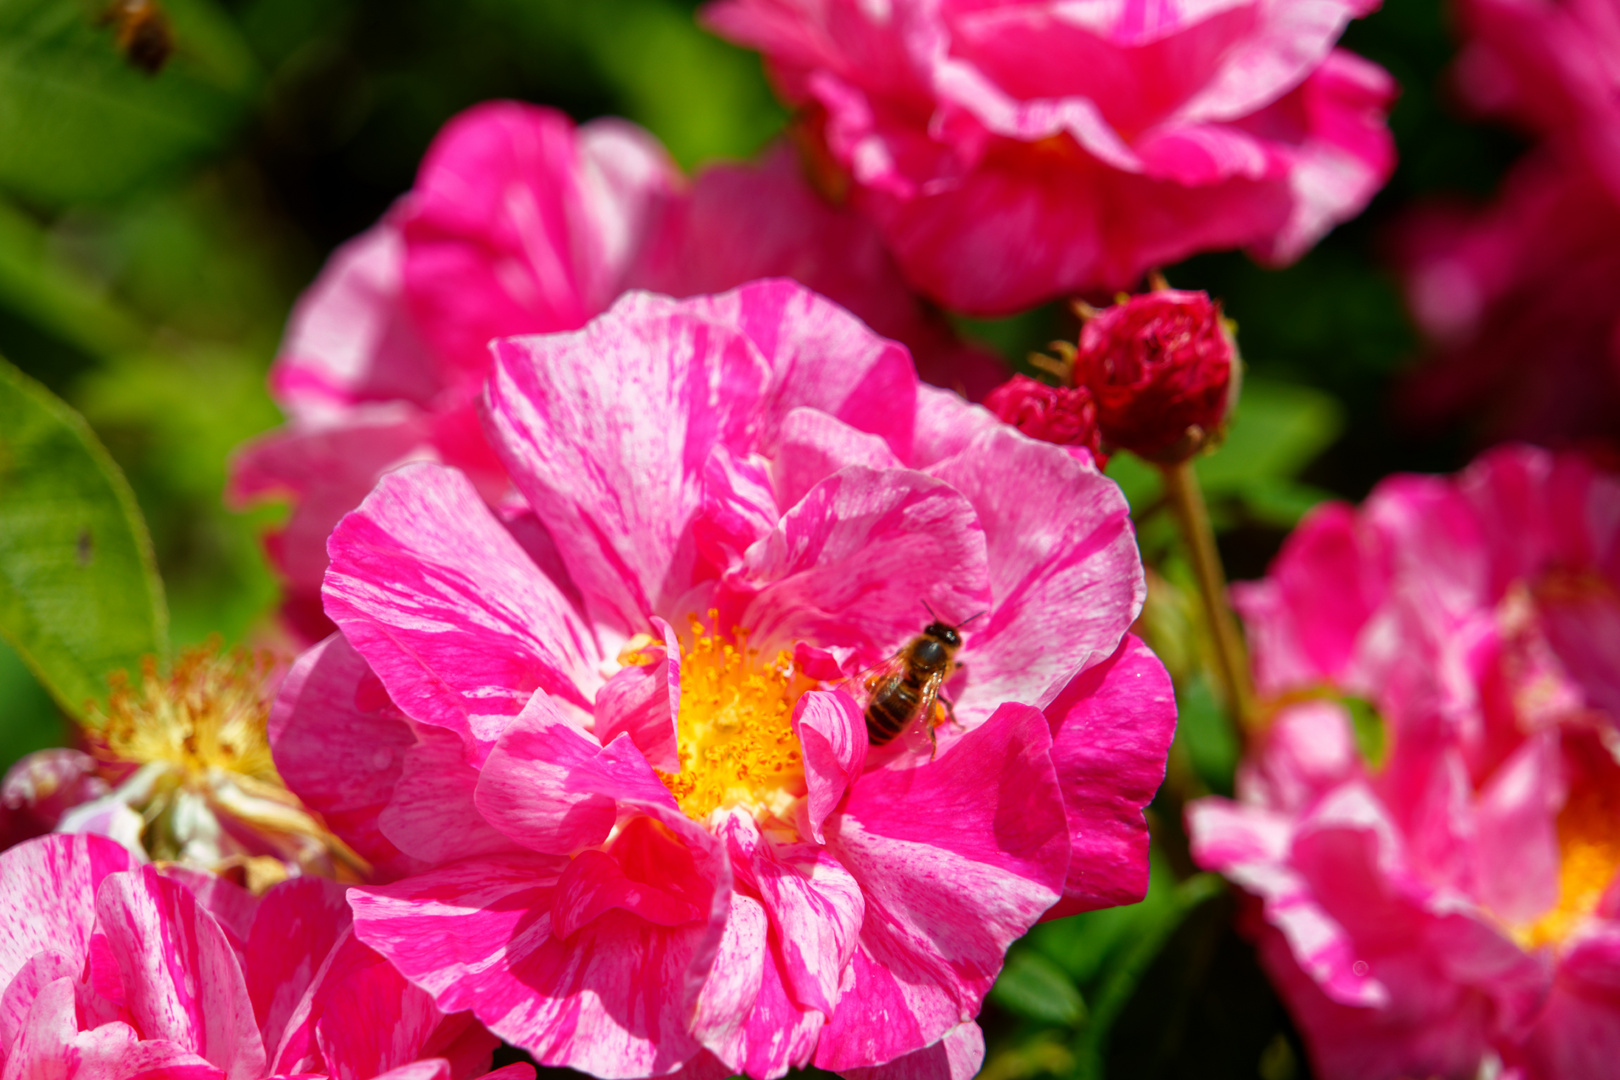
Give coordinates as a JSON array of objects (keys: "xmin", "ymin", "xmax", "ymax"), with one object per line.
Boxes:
[
  {"xmin": 1188, "ymin": 446, "xmax": 1620, "ymax": 1080},
  {"xmin": 232, "ymin": 102, "xmax": 1000, "ymax": 643},
  {"xmin": 704, "ymin": 0, "xmax": 1397, "ymax": 315},
  {"xmin": 0, "ymin": 833, "xmax": 527, "ymax": 1080},
  {"xmin": 8, "ymin": 642, "xmax": 361, "ymax": 890},
  {"xmin": 1074, "ymin": 289, "xmax": 1237, "ymax": 461},
  {"xmin": 984, "ymin": 374, "xmax": 1104, "ymax": 463},
  {"xmin": 272, "ymin": 280, "xmax": 1175, "ymax": 1079}
]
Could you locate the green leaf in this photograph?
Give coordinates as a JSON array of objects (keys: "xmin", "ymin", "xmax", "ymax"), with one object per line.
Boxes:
[
  {"xmin": 1175, "ymin": 673, "xmax": 1239, "ymax": 795},
  {"xmin": 990, "ymin": 949, "xmax": 1088, "ymax": 1026},
  {"xmin": 1344, "ymin": 696, "xmax": 1388, "ymax": 770},
  {"xmin": 0, "ymin": 0, "xmax": 257, "ymax": 207},
  {"xmin": 0, "ymin": 196, "xmax": 146, "ymax": 360},
  {"xmin": 0, "ymin": 355, "xmax": 166, "ymax": 717}
]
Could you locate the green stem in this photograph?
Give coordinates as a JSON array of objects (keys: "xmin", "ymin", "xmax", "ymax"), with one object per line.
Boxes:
[{"xmin": 1159, "ymin": 459, "xmax": 1257, "ymax": 733}]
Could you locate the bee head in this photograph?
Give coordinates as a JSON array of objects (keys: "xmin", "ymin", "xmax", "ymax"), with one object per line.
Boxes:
[{"xmin": 923, "ymin": 622, "xmax": 961, "ymax": 648}]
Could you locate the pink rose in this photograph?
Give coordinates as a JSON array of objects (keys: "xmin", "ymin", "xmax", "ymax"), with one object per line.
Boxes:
[
  {"xmin": 704, "ymin": 0, "xmax": 1397, "ymax": 314},
  {"xmin": 269, "ymin": 280, "xmax": 1175, "ymax": 1079},
  {"xmin": 983, "ymin": 374, "xmax": 1104, "ymax": 463},
  {"xmin": 0, "ymin": 833, "xmax": 527, "ymax": 1080},
  {"xmin": 1074, "ymin": 289, "xmax": 1236, "ymax": 461},
  {"xmin": 1188, "ymin": 446, "xmax": 1620, "ymax": 1080},
  {"xmin": 231, "ymin": 103, "xmax": 999, "ymax": 643}
]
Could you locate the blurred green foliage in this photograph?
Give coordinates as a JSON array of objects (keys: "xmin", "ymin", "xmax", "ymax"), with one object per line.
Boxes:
[{"xmin": 0, "ymin": 1, "xmax": 1529, "ymax": 1076}]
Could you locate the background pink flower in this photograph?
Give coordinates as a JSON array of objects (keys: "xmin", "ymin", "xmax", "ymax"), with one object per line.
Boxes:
[
  {"xmin": 1188, "ymin": 445, "xmax": 1620, "ymax": 1080},
  {"xmin": 0, "ymin": 832, "xmax": 528, "ymax": 1080},
  {"xmin": 269, "ymin": 280, "xmax": 1175, "ymax": 1079},
  {"xmin": 704, "ymin": 0, "xmax": 1397, "ymax": 314},
  {"xmin": 230, "ymin": 102, "xmax": 999, "ymax": 642}
]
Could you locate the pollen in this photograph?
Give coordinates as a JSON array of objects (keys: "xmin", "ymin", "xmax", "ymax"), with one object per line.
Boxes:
[
  {"xmin": 91, "ymin": 641, "xmax": 279, "ymax": 783},
  {"xmin": 1513, "ymin": 777, "xmax": 1620, "ymax": 951},
  {"xmin": 657, "ymin": 615, "xmax": 808, "ymax": 822}
]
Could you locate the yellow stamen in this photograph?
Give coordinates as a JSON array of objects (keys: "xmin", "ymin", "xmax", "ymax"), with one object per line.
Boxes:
[
  {"xmin": 1513, "ymin": 778, "xmax": 1620, "ymax": 950},
  {"xmin": 657, "ymin": 616, "xmax": 808, "ymax": 822}
]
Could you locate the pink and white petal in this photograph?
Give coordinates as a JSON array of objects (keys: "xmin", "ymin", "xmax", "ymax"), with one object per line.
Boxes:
[
  {"xmin": 727, "ymin": 466, "xmax": 990, "ymax": 659},
  {"xmin": 929, "ymin": 426, "xmax": 1143, "ymax": 724},
  {"xmin": 151, "ymin": 868, "xmax": 258, "ymax": 956},
  {"xmin": 350, "ymin": 824, "xmax": 725, "ymax": 1080},
  {"xmin": 771, "ymin": 408, "xmax": 904, "ymax": 512},
  {"xmin": 0, "ymin": 750, "xmax": 107, "ymax": 850},
  {"xmin": 484, "ymin": 297, "xmax": 772, "ymax": 636},
  {"xmin": 723, "ymin": 814, "xmax": 864, "ymax": 1018},
  {"xmin": 734, "ymin": 946, "xmax": 823, "ymax": 1080},
  {"xmin": 266, "ymin": 929, "xmax": 376, "ymax": 1075},
  {"xmin": 245, "ymin": 876, "xmax": 351, "ymax": 1058},
  {"xmin": 370, "ymin": 1062, "xmax": 451, "ymax": 1080},
  {"xmin": 841, "ymin": 1021, "xmax": 985, "ymax": 1080},
  {"xmin": 401, "ymin": 102, "xmax": 681, "ymax": 379},
  {"xmin": 0, "ymin": 952, "xmax": 79, "ymax": 1060},
  {"xmin": 474, "ymin": 692, "xmax": 677, "ymax": 856},
  {"xmin": 270, "ymin": 635, "xmax": 417, "ymax": 878},
  {"xmin": 380, "ymin": 725, "xmax": 521, "ymax": 866},
  {"xmin": 790, "ymin": 689, "xmax": 868, "ymax": 845},
  {"xmin": 3, "ymin": 978, "xmax": 224, "ymax": 1080},
  {"xmin": 0, "ymin": 835, "xmax": 130, "ymax": 985},
  {"xmin": 594, "ymin": 617, "xmax": 682, "ymax": 773},
  {"xmin": 1041, "ymin": 634, "xmax": 1176, "ymax": 918},
  {"xmin": 324, "ymin": 462, "xmax": 602, "ymax": 753},
  {"xmin": 687, "ymin": 891, "xmax": 768, "ymax": 1072},
  {"xmin": 817, "ymin": 704, "xmax": 1068, "ymax": 1069},
  {"xmin": 679, "ymin": 279, "xmax": 919, "ymax": 461},
  {"xmin": 268, "ymin": 215, "xmax": 442, "ymax": 421},
  {"xmin": 692, "ymin": 449, "xmax": 780, "ymax": 580},
  {"xmin": 94, "ymin": 867, "xmax": 267, "ymax": 1080},
  {"xmin": 908, "ymin": 387, "xmax": 1000, "ymax": 471}
]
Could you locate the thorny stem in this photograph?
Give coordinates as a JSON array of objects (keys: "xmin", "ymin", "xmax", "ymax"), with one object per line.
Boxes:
[{"xmin": 1160, "ymin": 459, "xmax": 1257, "ymax": 734}]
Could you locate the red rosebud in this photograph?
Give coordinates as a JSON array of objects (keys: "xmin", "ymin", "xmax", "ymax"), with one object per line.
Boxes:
[
  {"xmin": 984, "ymin": 374, "xmax": 1107, "ymax": 465},
  {"xmin": 1074, "ymin": 289, "xmax": 1237, "ymax": 461}
]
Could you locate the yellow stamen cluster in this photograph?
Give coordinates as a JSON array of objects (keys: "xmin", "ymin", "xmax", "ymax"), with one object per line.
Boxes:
[
  {"xmin": 657, "ymin": 617, "xmax": 807, "ymax": 821},
  {"xmin": 92, "ymin": 642, "xmax": 279, "ymax": 783},
  {"xmin": 1514, "ymin": 778, "xmax": 1620, "ymax": 950}
]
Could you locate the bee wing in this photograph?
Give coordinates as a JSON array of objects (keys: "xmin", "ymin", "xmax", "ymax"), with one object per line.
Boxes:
[
  {"xmin": 858, "ymin": 653, "xmax": 911, "ymax": 700},
  {"xmin": 912, "ymin": 667, "xmax": 948, "ymax": 727}
]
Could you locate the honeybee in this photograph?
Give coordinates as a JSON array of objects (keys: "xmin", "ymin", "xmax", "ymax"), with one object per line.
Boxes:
[
  {"xmin": 100, "ymin": 0, "xmax": 173, "ymax": 75},
  {"xmin": 862, "ymin": 607, "xmax": 981, "ymax": 757}
]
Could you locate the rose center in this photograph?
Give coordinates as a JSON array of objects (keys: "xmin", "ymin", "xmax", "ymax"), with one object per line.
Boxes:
[
  {"xmin": 657, "ymin": 619, "xmax": 807, "ymax": 822},
  {"xmin": 1514, "ymin": 778, "xmax": 1620, "ymax": 950}
]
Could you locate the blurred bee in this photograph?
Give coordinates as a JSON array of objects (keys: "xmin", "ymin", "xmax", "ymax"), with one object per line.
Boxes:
[
  {"xmin": 100, "ymin": 0, "xmax": 173, "ymax": 75},
  {"xmin": 862, "ymin": 606, "xmax": 982, "ymax": 757}
]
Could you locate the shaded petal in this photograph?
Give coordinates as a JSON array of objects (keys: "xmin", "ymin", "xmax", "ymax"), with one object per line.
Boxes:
[
  {"xmin": 485, "ymin": 294, "xmax": 773, "ymax": 637},
  {"xmin": 1472, "ymin": 731, "xmax": 1563, "ymax": 925},
  {"xmin": 842, "ymin": 1021, "xmax": 984, "ymax": 1080},
  {"xmin": 929, "ymin": 426, "xmax": 1143, "ymax": 726},
  {"xmin": 1042, "ymin": 634, "xmax": 1176, "ymax": 918},
  {"xmin": 245, "ymin": 876, "xmax": 351, "ymax": 1059},
  {"xmin": 817, "ymin": 704, "xmax": 1068, "ymax": 1068},
  {"xmin": 594, "ymin": 617, "xmax": 683, "ymax": 773},
  {"xmin": 324, "ymin": 462, "xmax": 602, "ymax": 754},
  {"xmin": 475, "ymin": 692, "xmax": 677, "ymax": 856},
  {"xmin": 692, "ymin": 449, "xmax": 780, "ymax": 581},
  {"xmin": 94, "ymin": 867, "xmax": 267, "ymax": 1080},
  {"xmin": 687, "ymin": 891, "xmax": 767, "ymax": 1072},
  {"xmin": 790, "ymin": 689, "xmax": 867, "ymax": 844},
  {"xmin": 270, "ymin": 634, "xmax": 417, "ymax": 878},
  {"xmin": 380, "ymin": 725, "xmax": 521, "ymax": 866},
  {"xmin": 772, "ymin": 408, "xmax": 903, "ymax": 512},
  {"xmin": 908, "ymin": 387, "xmax": 1000, "ymax": 471},
  {"xmin": 727, "ymin": 466, "xmax": 990, "ymax": 659}
]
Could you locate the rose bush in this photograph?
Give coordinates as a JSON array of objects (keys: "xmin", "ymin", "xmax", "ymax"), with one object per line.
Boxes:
[{"xmin": 269, "ymin": 279, "xmax": 1176, "ymax": 1079}]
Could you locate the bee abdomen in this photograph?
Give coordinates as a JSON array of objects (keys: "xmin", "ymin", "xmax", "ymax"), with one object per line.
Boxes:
[{"xmin": 865, "ymin": 683, "xmax": 920, "ymax": 745}]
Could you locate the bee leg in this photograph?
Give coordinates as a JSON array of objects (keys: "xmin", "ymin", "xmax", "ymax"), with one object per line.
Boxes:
[
  {"xmin": 943, "ymin": 695, "xmax": 964, "ymax": 731},
  {"xmin": 928, "ymin": 722, "xmax": 939, "ymax": 761}
]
